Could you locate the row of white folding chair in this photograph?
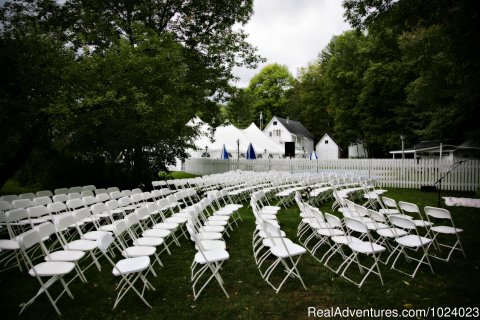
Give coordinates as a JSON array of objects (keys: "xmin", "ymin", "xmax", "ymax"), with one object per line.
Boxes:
[
  {"xmin": 250, "ymin": 192, "xmax": 307, "ymax": 293},
  {"xmin": 186, "ymin": 207, "xmax": 230, "ymax": 300}
]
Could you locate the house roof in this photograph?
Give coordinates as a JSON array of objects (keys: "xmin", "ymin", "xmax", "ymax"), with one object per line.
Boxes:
[
  {"xmin": 275, "ymin": 116, "xmax": 314, "ymax": 140},
  {"xmin": 389, "ymin": 139, "xmax": 475, "ymax": 154}
]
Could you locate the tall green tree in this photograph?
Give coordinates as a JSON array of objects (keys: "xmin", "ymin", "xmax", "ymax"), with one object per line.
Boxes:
[
  {"xmin": 246, "ymin": 63, "xmax": 295, "ymax": 125},
  {"xmin": 0, "ymin": 0, "xmax": 262, "ymax": 188}
]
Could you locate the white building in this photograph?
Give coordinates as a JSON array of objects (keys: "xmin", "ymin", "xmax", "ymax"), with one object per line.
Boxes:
[
  {"xmin": 389, "ymin": 139, "xmax": 480, "ymax": 161},
  {"xmin": 315, "ymin": 133, "xmax": 341, "ymax": 159},
  {"xmin": 263, "ymin": 116, "xmax": 314, "ymax": 155},
  {"xmin": 348, "ymin": 141, "xmax": 368, "ymax": 158}
]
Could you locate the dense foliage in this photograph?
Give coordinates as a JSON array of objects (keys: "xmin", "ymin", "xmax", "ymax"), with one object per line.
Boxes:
[
  {"xmin": 224, "ymin": 0, "xmax": 479, "ymax": 157},
  {"xmin": 0, "ymin": 0, "xmax": 262, "ymax": 188}
]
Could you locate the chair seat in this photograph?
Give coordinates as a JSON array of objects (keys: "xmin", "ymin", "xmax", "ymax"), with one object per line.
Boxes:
[
  {"xmin": 349, "ymin": 241, "xmax": 386, "ymax": 254},
  {"xmin": 153, "ymin": 222, "xmax": 178, "ymax": 230},
  {"xmin": 376, "ymin": 228, "xmax": 408, "ymax": 238},
  {"xmin": 331, "ymin": 236, "xmax": 361, "ymax": 245},
  {"xmin": 204, "ymin": 220, "xmax": 228, "ymax": 226},
  {"xmin": 194, "ymin": 249, "xmax": 229, "ymax": 264},
  {"xmin": 317, "ymin": 228, "xmax": 345, "ymax": 237},
  {"xmin": 143, "ymin": 229, "xmax": 170, "ymax": 238},
  {"xmin": 122, "ymin": 246, "xmax": 156, "ymax": 258},
  {"xmin": 431, "ymin": 226, "xmax": 463, "ymax": 234},
  {"xmin": 165, "ymin": 217, "xmax": 187, "ymax": 224},
  {"xmin": 270, "ymin": 242, "xmax": 306, "ymax": 258},
  {"xmin": 196, "ymin": 240, "xmax": 226, "ymax": 251},
  {"xmin": 65, "ymin": 240, "xmax": 97, "ymax": 251},
  {"xmin": 197, "ymin": 232, "xmax": 223, "ymax": 240},
  {"xmin": 207, "ymin": 216, "xmax": 229, "ymax": 222},
  {"xmin": 259, "ymin": 214, "xmax": 277, "ymax": 220},
  {"xmin": 45, "ymin": 250, "xmax": 85, "ymax": 262},
  {"xmin": 0, "ymin": 239, "xmax": 19, "ymax": 250},
  {"xmin": 113, "ymin": 256, "xmax": 150, "ymax": 276},
  {"xmin": 379, "ymin": 208, "xmax": 400, "ymax": 215},
  {"xmin": 396, "ymin": 235, "xmax": 432, "ymax": 247},
  {"xmin": 99, "ymin": 224, "xmax": 114, "ymax": 232},
  {"xmin": 199, "ymin": 225, "xmax": 224, "ymax": 233},
  {"xmin": 83, "ymin": 230, "xmax": 110, "ymax": 241},
  {"xmin": 258, "ymin": 229, "xmax": 286, "ymax": 238},
  {"xmin": 29, "ymin": 261, "xmax": 75, "ymax": 277},
  {"xmin": 133, "ymin": 237, "xmax": 164, "ymax": 247},
  {"xmin": 413, "ymin": 219, "xmax": 433, "ymax": 227}
]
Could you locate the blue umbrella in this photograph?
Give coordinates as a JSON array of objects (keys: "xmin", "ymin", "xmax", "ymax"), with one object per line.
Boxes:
[
  {"xmin": 220, "ymin": 144, "xmax": 229, "ymax": 159},
  {"xmin": 309, "ymin": 151, "xmax": 318, "ymax": 160},
  {"xmin": 246, "ymin": 143, "xmax": 257, "ymax": 160}
]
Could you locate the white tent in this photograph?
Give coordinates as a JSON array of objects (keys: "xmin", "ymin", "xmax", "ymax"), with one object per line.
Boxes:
[{"xmin": 188, "ymin": 119, "xmax": 286, "ymax": 158}]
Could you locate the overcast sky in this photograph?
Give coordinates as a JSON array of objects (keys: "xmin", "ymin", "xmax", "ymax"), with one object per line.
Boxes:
[{"xmin": 233, "ymin": 0, "xmax": 351, "ymax": 88}]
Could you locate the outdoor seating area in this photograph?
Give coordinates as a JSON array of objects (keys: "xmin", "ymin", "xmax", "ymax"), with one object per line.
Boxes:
[{"xmin": 1, "ymin": 170, "xmax": 477, "ymax": 318}]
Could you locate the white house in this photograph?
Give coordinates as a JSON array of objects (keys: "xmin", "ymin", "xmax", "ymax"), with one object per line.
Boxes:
[
  {"xmin": 263, "ymin": 116, "xmax": 314, "ymax": 155},
  {"xmin": 348, "ymin": 141, "xmax": 368, "ymax": 158},
  {"xmin": 315, "ymin": 134, "xmax": 341, "ymax": 159}
]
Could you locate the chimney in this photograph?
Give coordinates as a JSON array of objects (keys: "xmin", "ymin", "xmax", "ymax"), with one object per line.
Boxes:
[{"xmin": 287, "ymin": 117, "xmax": 289, "ymax": 123}]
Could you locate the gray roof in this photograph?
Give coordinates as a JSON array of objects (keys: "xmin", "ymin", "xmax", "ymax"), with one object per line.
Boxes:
[{"xmin": 275, "ymin": 116, "xmax": 314, "ymax": 140}]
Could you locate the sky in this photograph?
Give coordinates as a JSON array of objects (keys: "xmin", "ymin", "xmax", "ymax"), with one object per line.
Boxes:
[{"xmin": 233, "ymin": 0, "xmax": 351, "ymax": 88}]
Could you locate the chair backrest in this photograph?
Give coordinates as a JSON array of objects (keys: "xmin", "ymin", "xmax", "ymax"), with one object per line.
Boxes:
[
  {"xmin": 125, "ymin": 213, "xmax": 139, "ymax": 228},
  {"xmin": 82, "ymin": 185, "xmax": 96, "ymax": 192},
  {"xmin": 82, "ymin": 196, "xmax": 98, "ymax": 207},
  {"xmin": 67, "ymin": 192, "xmax": 82, "ymax": 200},
  {"xmin": 1, "ymin": 194, "xmax": 19, "ymax": 202},
  {"xmin": 95, "ymin": 188, "xmax": 108, "ymax": 196},
  {"xmin": 118, "ymin": 196, "xmax": 132, "ymax": 207},
  {"xmin": 35, "ymin": 222, "xmax": 57, "ymax": 240},
  {"xmin": 135, "ymin": 207, "xmax": 150, "ymax": 220},
  {"xmin": 121, "ymin": 190, "xmax": 132, "ymax": 197},
  {"xmin": 424, "ymin": 206, "xmax": 452, "ymax": 220},
  {"xmin": 325, "ymin": 212, "xmax": 343, "ymax": 229},
  {"xmin": 54, "ymin": 214, "xmax": 76, "ymax": 232},
  {"xmin": 12, "ymin": 199, "xmax": 34, "ymax": 209},
  {"xmin": 6, "ymin": 208, "xmax": 29, "ymax": 222},
  {"xmin": 91, "ymin": 202, "xmax": 108, "ymax": 215},
  {"xmin": 107, "ymin": 187, "xmax": 119, "ymax": 193},
  {"xmin": 96, "ymin": 193, "xmax": 110, "ymax": 203},
  {"xmin": 33, "ymin": 196, "xmax": 53, "ymax": 206},
  {"xmin": 131, "ymin": 188, "xmax": 142, "ymax": 195},
  {"xmin": 389, "ymin": 215, "xmax": 417, "ymax": 230},
  {"xmin": 54, "ymin": 188, "xmax": 69, "ymax": 195},
  {"xmin": 81, "ymin": 190, "xmax": 94, "ymax": 198},
  {"xmin": 66, "ymin": 198, "xmax": 84, "ymax": 211},
  {"xmin": 27, "ymin": 205, "xmax": 50, "ymax": 218},
  {"xmin": 18, "ymin": 228, "xmax": 41, "ymax": 250},
  {"xmin": 109, "ymin": 191, "xmax": 122, "ymax": 200},
  {"xmin": 344, "ymin": 217, "xmax": 368, "ymax": 234},
  {"xmin": 368, "ymin": 209, "xmax": 386, "ymax": 223},
  {"xmin": 112, "ymin": 220, "xmax": 128, "ymax": 236},
  {"xmin": 47, "ymin": 202, "xmax": 68, "ymax": 214},
  {"xmin": 0, "ymin": 200, "xmax": 12, "ymax": 212},
  {"xmin": 52, "ymin": 194, "xmax": 68, "ymax": 203},
  {"xmin": 141, "ymin": 192, "xmax": 153, "ymax": 202},
  {"xmin": 19, "ymin": 193, "xmax": 36, "ymax": 200},
  {"xmin": 381, "ymin": 196, "xmax": 398, "ymax": 209},
  {"xmin": 69, "ymin": 186, "xmax": 83, "ymax": 193},
  {"xmin": 130, "ymin": 193, "xmax": 143, "ymax": 204},
  {"xmin": 398, "ymin": 201, "xmax": 420, "ymax": 214},
  {"xmin": 105, "ymin": 199, "xmax": 120, "ymax": 210},
  {"xmin": 97, "ymin": 232, "xmax": 114, "ymax": 254},
  {"xmin": 74, "ymin": 207, "xmax": 91, "ymax": 222}
]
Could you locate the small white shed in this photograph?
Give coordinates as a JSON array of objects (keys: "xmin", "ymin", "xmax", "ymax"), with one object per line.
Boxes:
[{"xmin": 315, "ymin": 134, "xmax": 341, "ymax": 159}]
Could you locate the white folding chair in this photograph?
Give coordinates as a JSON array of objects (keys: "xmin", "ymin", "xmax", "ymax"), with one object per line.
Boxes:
[
  {"xmin": 261, "ymin": 220, "xmax": 307, "ymax": 293},
  {"xmin": 424, "ymin": 206, "xmax": 465, "ymax": 261},
  {"xmin": 18, "ymin": 229, "xmax": 77, "ymax": 315},
  {"xmin": 97, "ymin": 233, "xmax": 155, "ymax": 309},
  {"xmin": 388, "ymin": 215, "xmax": 434, "ymax": 278},
  {"xmin": 337, "ymin": 217, "xmax": 386, "ymax": 287}
]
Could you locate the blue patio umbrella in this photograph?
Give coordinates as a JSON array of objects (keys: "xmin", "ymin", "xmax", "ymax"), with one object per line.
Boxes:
[
  {"xmin": 309, "ymin": 150, "xmax": 318, "ymax": 160},
  {"xmin": 246, "ymin": 143, "xmax": 257, "ymax": 160},
  {"xmin": 220, "ymin": 144, "xmax": 229, "ymax": 159}
]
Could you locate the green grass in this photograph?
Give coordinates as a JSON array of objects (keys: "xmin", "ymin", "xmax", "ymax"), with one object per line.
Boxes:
[{"xmin": 1, "ymin": 188, "xmax": 479, "ymax": 319}]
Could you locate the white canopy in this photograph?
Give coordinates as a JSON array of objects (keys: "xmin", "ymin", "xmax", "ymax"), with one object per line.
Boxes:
[{"xmin": 188, "ymin": 118, "xmax": 286, "ymax": 158}]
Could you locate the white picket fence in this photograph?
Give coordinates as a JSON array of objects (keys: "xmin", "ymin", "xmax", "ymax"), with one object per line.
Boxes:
[{"xmin": 185, "ymin": 158, "xmax": 480, "ymax": 191}]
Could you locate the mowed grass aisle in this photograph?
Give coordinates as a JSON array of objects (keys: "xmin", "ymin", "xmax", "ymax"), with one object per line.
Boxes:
[{"xmin": 1, "ymin": 188, "xmax": 479, "ymax": 319}]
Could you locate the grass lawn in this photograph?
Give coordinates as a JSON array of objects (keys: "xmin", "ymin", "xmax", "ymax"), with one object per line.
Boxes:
[{"xmin": 1, "ymin": 188, "xmax": 479, "ymax": 319}]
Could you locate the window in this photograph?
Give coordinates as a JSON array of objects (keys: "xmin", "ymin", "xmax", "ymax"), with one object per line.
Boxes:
[
  {"xmin": 273, "ymin": 129, "xmax": 281, "ymax": 137},
  {"xmin": 325, "ymin": 140, "xmax": 329, "ymax": 144},
  {"xmin": 269, "ymin": 132, "xmax": 272, "ymax": 137},
  {"xmin": 273, "ymin": 121, "xmax": 277, "ymax": 125}
]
